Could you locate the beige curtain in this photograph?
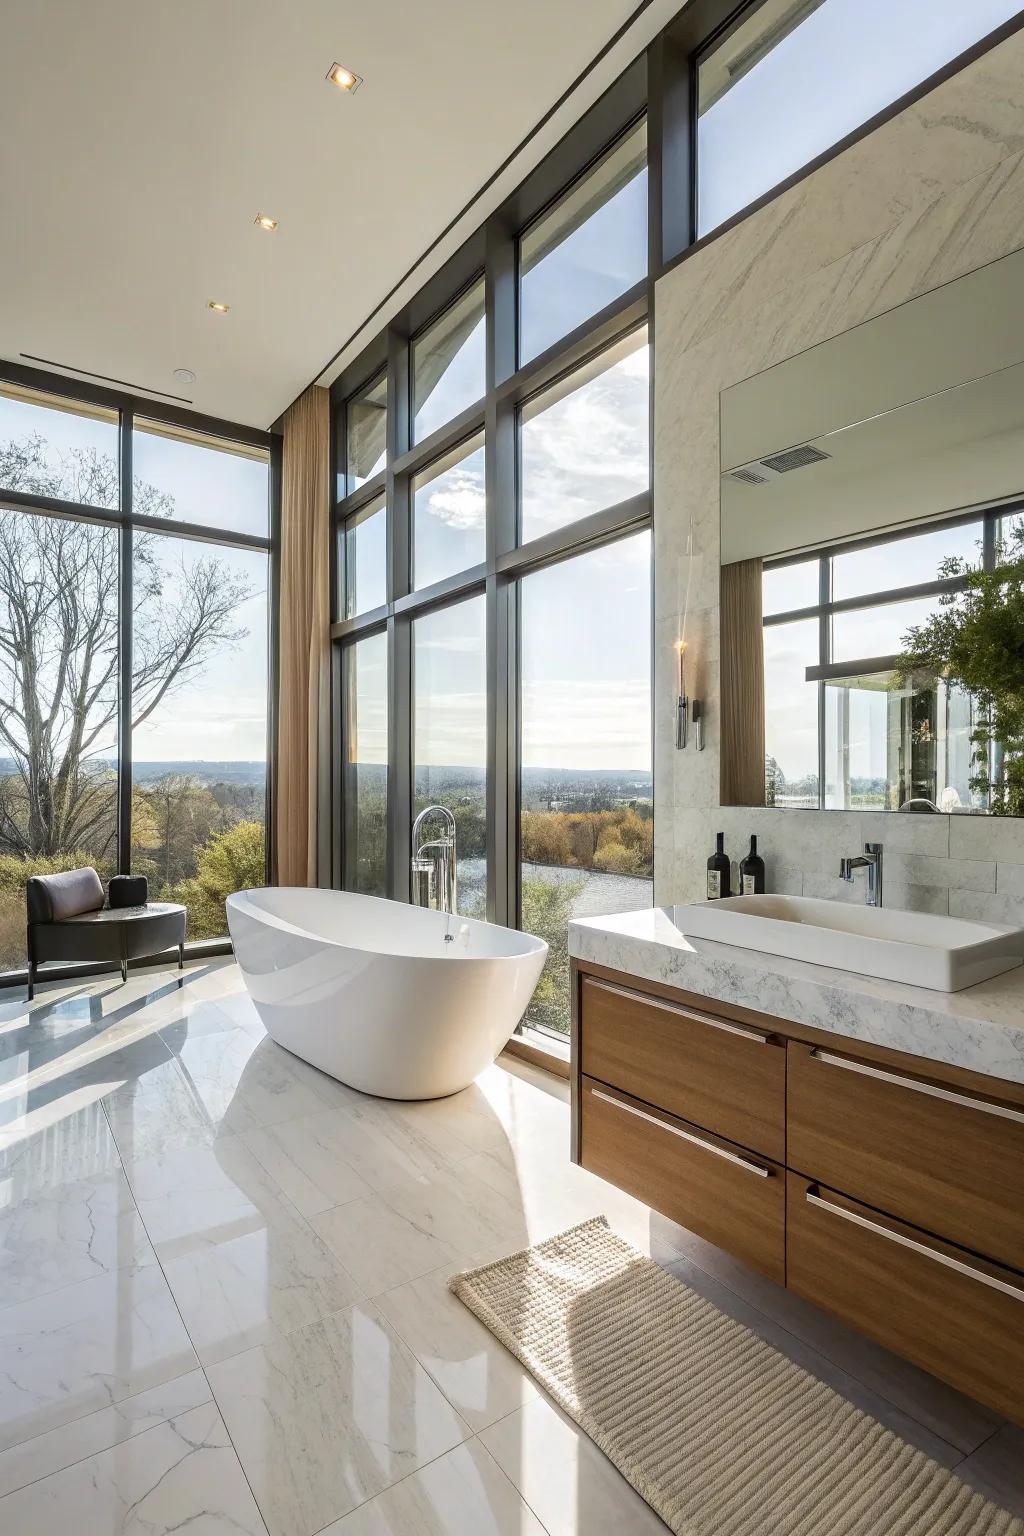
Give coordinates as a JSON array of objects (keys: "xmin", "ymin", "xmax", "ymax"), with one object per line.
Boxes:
[
  {"xmin": 720, "ymin": 558, "xmax": 765, "ymax": 806},
  {"xmin": 275, "ymin": 386, "xmax": 330, "ymax": 885}
]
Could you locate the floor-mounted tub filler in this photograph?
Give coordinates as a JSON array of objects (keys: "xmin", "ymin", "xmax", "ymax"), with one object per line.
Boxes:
[{"xmin": 226, "ymin": 887, "xmax": 548, "ymax": 1099}]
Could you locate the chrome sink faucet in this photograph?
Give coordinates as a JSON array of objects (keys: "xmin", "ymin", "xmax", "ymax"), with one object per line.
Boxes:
[
  {"xmin": 411, "ymin": 805, "xmax": 457, "ymax": 916},
  {"xmin": 839, "ymin": 842, "xmax": 883, "ymax": 908}
]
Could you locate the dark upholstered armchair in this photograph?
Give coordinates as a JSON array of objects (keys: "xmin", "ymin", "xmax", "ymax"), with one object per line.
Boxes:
[{"xmin": 26, "ymin": 868, "xmax": 187, "ymax": 999}]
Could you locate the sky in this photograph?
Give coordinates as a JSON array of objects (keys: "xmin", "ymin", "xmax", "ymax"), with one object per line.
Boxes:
[
  {"xmin": 698, "ymin": 0, "xmax": 1022, "ymax": 235},
  {"xmin": 0, "ymin": 391, "xmax": 269, "ymax": 762},
  {"xmin": 349, "ymin": 528, "xmax": 652, "ymax": 773},
  {"xmin": 343, "ymin": 164, "xmax": 653, "ymax": 772}
]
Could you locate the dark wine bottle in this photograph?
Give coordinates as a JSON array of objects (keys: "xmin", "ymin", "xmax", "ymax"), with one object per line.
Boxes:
[
  {"xmin": 706, "ymin": 832, "xmax": 731, "ymax": 900},
  {"xmin": 740, "ymin": 835, "xmax": 766, "ymax": 895}
]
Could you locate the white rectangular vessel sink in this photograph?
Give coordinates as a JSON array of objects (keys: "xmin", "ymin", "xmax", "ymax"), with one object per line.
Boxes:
[{"xmin": 672, "ymin": 894, "xmax": 1024, "ymax": 992}]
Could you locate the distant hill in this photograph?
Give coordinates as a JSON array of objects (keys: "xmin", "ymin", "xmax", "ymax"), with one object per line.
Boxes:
[
  {"xmin": 0, "ymin": 759, "xmax": 267, "ymax": 787},
  {"xmin": 132, "ymin": 762, "xmax": 267, "ymax": 786}
]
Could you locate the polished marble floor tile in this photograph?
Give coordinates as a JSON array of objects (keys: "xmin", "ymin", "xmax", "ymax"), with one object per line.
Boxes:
[
  {"xmin": 0, "ymin": 1098, "xmax": 121, "ymax": 1198},
  {"xmin": 0, "ymin": 1368, "xmax": 210, "ymax": 1499},
  {"xmin": 322, "ymin": 1438, "xmax": 546, "ymax": 1535},
  {"xmin": 0, "ymin": 1262, "xmax": 197, "ymax": 1452},
  {"xmin": 102, "ymin": 1056, "xmax": 230, "ymax": 1162},
  {"xmin": 158, "ymin": 995, "xmax": 256, "ymax": 1044},
  {"xmin": 162, "ymin": 1218, "xmax": 364, "ymax": 1364},
  {"xmin": 208, "ymin": 1302, "xmax": 470, "ymax": 1536},
  {"xmin": 361, "ymin": 1152, "xmax": 533, "ymax": 1267},
  {"xmin": 0, "ymin": 1166, "xmax": 155, "ymax": 1306},
  {"xmin": 464, "ymin": 1144, "xmax": 687, "ymax": 1262},
  {"xmin": 125, "ymin": 1136, "xmax": 304, "ymax": 1261},
  {"xmin": 188, "ymin": 985, "xmax": 266, "ymax": 1038},
  {"xmin": 313, "ymin": 1196, "xmax": 460, "ymax": 1296},
  {"xmin": 480, "ymin": 1396, "xmax": 670, "ymax": 1536},
  {"xmin": 274, "ymin": 1098, "xmax": 473, "ymax": 1200},
  {"xmin": 375, "ymin": 1262, "xmax": 539, "ymax": 1432},
  {"xmin": 3, "ymin": 957, "xmax": 1023, "ymax": 1536},
  {"xmin": 0, "ymin": 1400, "xmax": 268, "ymax": 1534},
  {"xmin": 241, "ymin": 1113, "xmax": 373, "ymax": 1217},
  {"xmin": 0, "ymin": 1031, "xmax": 172, "ymax": 1136},
  {"xmin": 171, "ymin": 1030, "xmax": 333, "ymax": 1137}
]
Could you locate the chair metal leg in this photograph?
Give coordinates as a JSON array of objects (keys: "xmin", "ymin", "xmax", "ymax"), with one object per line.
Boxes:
[
  {"xmin": 27, "ymin": 962, "xmax": 34, "ymax": 1002},
  {"xmin": 178, "ymin": 943, "xmax": 185, "ymax": 985},
  {"xmin": 120, "ymin": 957, "xmax": 128, "ymax": 984}
]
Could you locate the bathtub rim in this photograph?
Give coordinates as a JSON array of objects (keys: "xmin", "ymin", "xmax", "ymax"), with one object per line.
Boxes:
[{"xmin": 226, "ymin": 886, "xmax": 549, "ymax": 965}]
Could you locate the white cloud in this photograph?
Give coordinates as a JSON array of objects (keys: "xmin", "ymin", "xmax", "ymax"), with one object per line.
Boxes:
[{"xmin": 424, "ymin": 466, "xmax": 485, "ymax": 530}]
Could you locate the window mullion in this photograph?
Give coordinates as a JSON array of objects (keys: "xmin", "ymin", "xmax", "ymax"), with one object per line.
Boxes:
[
  {"xmin": 117, "ymin": 410, "xmax": 133, "ymax": 875},
  {"xmin": 486, "ymin": 216, "xmax": 517, "ymax": 925}
]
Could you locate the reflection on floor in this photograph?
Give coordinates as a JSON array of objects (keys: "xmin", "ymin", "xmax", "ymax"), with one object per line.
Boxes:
[{"xmin": 0, "ymin": 958, "xmax": 1021, "ymax": 1534}]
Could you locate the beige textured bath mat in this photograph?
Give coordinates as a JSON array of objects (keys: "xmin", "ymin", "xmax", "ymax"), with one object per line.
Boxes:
[{"xmin": 450, "ymin": 1216, "xmax": 1022, "ymax": 1536}]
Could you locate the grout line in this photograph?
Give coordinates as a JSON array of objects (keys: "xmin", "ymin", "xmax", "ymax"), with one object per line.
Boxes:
[
  {"xmin": 117, "ymin": 1130, "xmax": 273, "ymax": 1534},
  {"xmin": 0, "ymin": 1374, "xmax": 214, "ymax": 1506}
]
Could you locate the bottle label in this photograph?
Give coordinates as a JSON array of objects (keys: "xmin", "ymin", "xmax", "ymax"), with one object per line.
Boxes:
[
  {"xmin": 707, "ymin": 870, "xmax": 721, "ymax": 899},
  {"xmin": 742, "ymin": 874, "xmax": 756, "ymax": 895}
]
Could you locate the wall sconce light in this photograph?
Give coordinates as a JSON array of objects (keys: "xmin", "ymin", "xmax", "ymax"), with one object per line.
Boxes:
[{"xmin": 675, "ymin": 638, "xmax": 704, "ymax": 751}]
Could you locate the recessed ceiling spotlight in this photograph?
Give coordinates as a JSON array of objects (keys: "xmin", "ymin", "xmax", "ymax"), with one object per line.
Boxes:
[
  {"xmin": 173, "ymin": 368, "xmax": 197, "ymax": 386},
  {"xmin": 254, "ymin": 213, "xmax": 278, "ymax": 232},
  {"xmin": 326, "ymin": 61, "xmax": 362, "ymax": 93},
  {"xmin": 207, "ymin": 300, "xmax": 230, "ymax": 313}
]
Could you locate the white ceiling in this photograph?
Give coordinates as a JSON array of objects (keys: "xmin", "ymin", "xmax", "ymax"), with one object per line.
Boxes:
[{"xmin": 0, "ymin": 0, "xmax": 679, "ymax": 430}]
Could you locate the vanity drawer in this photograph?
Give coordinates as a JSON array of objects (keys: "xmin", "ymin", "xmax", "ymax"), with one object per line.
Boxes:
[
  {"xmin": 579, "ymin": 975, "xmax": 786, "ymax": 1160},
  {"xmin": 580, "ymin": 1076, "xmax": 785, "ymax": 1282},
  {"xmin": 787, "ymin": 1041, "xmax": 1024, "ymax": 1272},
  {"xmin": 786, "ymin": 1174, "xmax": 1024, "ymax": 1424}
]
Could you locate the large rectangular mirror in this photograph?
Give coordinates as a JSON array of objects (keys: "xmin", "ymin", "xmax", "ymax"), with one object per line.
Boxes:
[{"xmin": 720, "ymin": 246, "xmax": 1024, "ymax": 817}]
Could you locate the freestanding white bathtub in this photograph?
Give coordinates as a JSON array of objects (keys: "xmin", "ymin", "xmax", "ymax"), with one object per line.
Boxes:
[{"xmin": 226, "ymin": 887, "xmax": 548, "ymax": 1099}]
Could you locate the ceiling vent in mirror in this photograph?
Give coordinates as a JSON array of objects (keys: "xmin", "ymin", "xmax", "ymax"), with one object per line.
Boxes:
[
  {"xmin": 727, "ymin": 466, "xmax": 769, "ymax": 485},
  {"xmin": 759, "ymin": 444, "xmax": 832, "ymax": 473}
]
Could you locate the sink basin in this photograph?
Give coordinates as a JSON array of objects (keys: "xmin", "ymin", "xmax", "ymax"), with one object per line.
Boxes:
[{"xmin": 671, "ymin": 894, "xmax": 1024, "ymax": 992}]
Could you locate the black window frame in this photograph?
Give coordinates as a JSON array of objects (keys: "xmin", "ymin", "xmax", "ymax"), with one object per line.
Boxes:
[
  {"xmin": 331, "ymin": 88, "xmax": 655, "ymax": 963},
  {"xmin": 0, "ymin": 359, "xmax": 281, "ymax": 985}
]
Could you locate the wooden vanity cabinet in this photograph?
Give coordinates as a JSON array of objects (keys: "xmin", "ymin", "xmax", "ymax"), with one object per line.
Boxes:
[
  {"xmin": 579, "ymin": 974, "xmax": 786, "ymax": 1160},
  {"xmin": 580, "ymin": 1076, "xmax": 786, "ymax": 1282},
  {"xmin": 788, "ymin": 1039, "xmax": 1024, "ymax": 1273},
  {"xmin": 571, "ymin": 958, "xmax": 1024, "ymax": 1425}
]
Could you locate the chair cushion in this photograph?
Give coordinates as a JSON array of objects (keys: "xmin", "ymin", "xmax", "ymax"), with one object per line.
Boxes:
[{"xmin": 26, "ymin": 867, "xmax": 105, "ymax": 923}]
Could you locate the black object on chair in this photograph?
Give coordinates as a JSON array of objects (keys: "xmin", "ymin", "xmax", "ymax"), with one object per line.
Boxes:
[
  {"xmin": 108, "ymin": 875, "xmax": 150, "ymax": 909},
  {"xmin": 26, "ymin": 868, "xmax": 187, "ymax": 999}
]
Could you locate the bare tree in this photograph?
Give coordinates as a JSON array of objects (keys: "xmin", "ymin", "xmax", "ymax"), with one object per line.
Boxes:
[{"xmin": 0, "ymin": 433, "xmax": 253, "ymax": 859}]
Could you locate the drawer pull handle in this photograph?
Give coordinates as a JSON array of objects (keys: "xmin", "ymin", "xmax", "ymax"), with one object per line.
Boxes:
[
  {"xmin": 591, "ymin": 1087, "xmax": 771, "ymax": 1177},
  {"xmin": 809, "ymin": 1049, "xmax": 1024, "ymax": 1125},
  {"xmin": 593, "ymin": 980, "xmax": 772, "ymax": 1044},
  {"xmin": 806, "ymin": 1189, "xmax": 1024, "ymax": 1302}
]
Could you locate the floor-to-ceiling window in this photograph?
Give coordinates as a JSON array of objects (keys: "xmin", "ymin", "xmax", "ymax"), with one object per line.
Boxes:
[
  {"xmin": 332, "ymin": 90, "xmax": 653, "ymax": 1046},
  {"xmin": 413, "ymin": 596, "xmax": 487, "ymax": 918},
  {"xmin": 519, "ymin": 533, "xmax": 652, "ymax": 1034},
  {"xmin": 0, "ymin": 375, "xmax": 276, "ymax": 976},
  {"xmin": 327, "ymin": 1, "xmax": 1024, "ymax": 1050}
]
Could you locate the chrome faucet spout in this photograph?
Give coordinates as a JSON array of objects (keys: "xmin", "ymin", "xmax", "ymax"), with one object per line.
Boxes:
[{"xmin": 839, "ymin": 842, "xmax": 883, "ymax": 908}]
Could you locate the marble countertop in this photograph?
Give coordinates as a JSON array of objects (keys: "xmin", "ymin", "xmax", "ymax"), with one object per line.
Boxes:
[{"xmin": 569, "ymin": 906, "xmax": 1024, "ymax": 1086}]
